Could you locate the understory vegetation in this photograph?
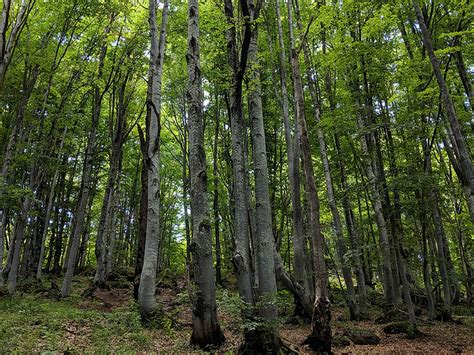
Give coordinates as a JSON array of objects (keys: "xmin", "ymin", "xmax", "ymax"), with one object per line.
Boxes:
[
  {"xmin": 0, "ymin": 0, "xmax": 473, "ymax": 352},
  {"xmin": 1, "ymin": 274, "xmax": 473, "ymax": 353}
]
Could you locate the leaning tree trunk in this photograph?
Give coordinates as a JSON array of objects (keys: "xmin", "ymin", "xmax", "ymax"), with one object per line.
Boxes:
[
  {"xmin": 138, "ymin": 0, "xmax": 169, "ymax": 320},
  {"xmin": 413, "ymin": 0, "xmax": 474, "ymax": 225},
  {"xmin": 61, "ymin": 90, "xmax": 101, "ymax": 297},
  {"xmin": 186, "ymin": 0, "xmax": 225, "ymax": 347},
  {"xmin": 287, "ymin": 1, "xmax": 331, "ymax": 352}
]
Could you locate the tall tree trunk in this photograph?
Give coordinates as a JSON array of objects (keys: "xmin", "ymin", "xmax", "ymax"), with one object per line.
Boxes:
[
  {"xmin": 186, "ymin": 0, "xmax": 225, "ymax": 347},
  {"xmin": 350, "ymin": 60, "xmax": 394, "ymax": 304},
  {"xmin": 61, "ymin": 99, "xmax": 99, "ymax": 297},
  {"xmin": 7, "ymin": 165, "xmax": 39, "ymax": 292},
  {"xmin": 418, "ymin": 195, "xmax": 436, "ymax": 320},
  {"xmin": 36, "ymin": 127, "xmax": 67, "ymax": 279},
  {"xmin": 0, "ymin": 64, "xmax": 39, "ymax": 284},
  {"xmin": 0, "ymin": 63, "xmax": 39, "ymax": 262},
  {"xmin": 311, "ymin": 26, "xmax": 359, "ymax": 320},
  {"xmin": 0, "ymin": 213, "xmax": 5, "ymax": 286},
  {"xmin": 212, "ymin": 104, "xmax": 223, "ymax": 287},
  {"xmin": 96, "ymin": 75, "xmax": 128, "ymax": 285},
  {"xmin": 274, "ymin": 0, "xmax": 308, "ymax": 302},
  {"xmin": 106, "ymin": 156, "xmax": 122, "ymax": 278},
  {"xmin": 246, "ymin": 19, "xmax": 280, "ymax": 352},
  {"xmin": 287, "ymin": 1, "xmax": 331, "ymax": 352},
  {"xmin": 134, "ymin": 130, "xmax": 148, "ymax": 300},
  {"xmin": 138, "ymin": 0, "xmax": 169, "ymax": 319},
  {"xmin": 335, "ymin": 134, "xmax": 368, "ymax": 316},
  {"xmin": 223, "ymin": 0, "xmax": 255, "ymax": 313},
  {"xmin": 94, "ymin": 162, "xmax": 117, "ymax": 286},
  {"xmin": 60, "ymin": 32, "xmax": 109, "ymax": 297}
]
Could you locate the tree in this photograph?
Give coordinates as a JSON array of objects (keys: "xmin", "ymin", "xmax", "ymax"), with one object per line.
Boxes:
[
  {"xmin": 186, "ymin": 0, "xmax": 225, "ymax": 347},
  {"xmin": 61, "ymin": 16, "xmax": 115, "ymax": 297},
  {"xmin": 138, "ymin": 0, "xmax": 169, "ymax": 320},
  {"xmin": 286, "ymin": 0, "xmax": 331, "ymax": 351}
]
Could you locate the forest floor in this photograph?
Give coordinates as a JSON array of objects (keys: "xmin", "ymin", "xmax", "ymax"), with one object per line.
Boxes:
[{"xmin": 0, "ymin": 272, "xmax": 473, "ymax": 354}]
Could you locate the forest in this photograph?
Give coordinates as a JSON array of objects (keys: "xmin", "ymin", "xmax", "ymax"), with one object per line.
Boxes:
[{"xmin": 0, "ymin": 0, "xmax": 473, "ymax": 353}]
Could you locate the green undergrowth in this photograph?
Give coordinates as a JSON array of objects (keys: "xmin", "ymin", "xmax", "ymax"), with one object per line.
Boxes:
[{"xmin": 0, "ymin": 292, "xmax": 151, "ymax": 352}]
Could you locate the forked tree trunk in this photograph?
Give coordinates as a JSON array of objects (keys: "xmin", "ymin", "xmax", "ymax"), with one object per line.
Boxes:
[{"xmin": 186, "ymin": 0, "xmax": 225, "ymax": 347}]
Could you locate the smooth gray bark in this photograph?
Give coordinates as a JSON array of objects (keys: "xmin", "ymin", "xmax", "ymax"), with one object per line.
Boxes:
[
  {"xmin": 187, "ymin": 0, "xmax": 225, "ymax": 347},
  {"xmin": 423, "ymin": 139, "xmax": 451, "ymax": 309},
  {"xmin": 248, "ymin": 22, "xmax": 280, "ymax": 351},
  {"xmin": 138, "ymin": 0, "xmax": 168, "ymax": 319}
]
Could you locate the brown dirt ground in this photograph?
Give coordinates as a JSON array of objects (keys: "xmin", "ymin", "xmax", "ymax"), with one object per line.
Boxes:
[{"xmin": 76, "ymin": 282, "xmax": 474, "ymax": 354}]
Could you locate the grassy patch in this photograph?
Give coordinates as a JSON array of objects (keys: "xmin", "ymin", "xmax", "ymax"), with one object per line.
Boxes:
[{"xmin": 0, "ymin": 292, "xmax": 151, "ymax": 352}]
